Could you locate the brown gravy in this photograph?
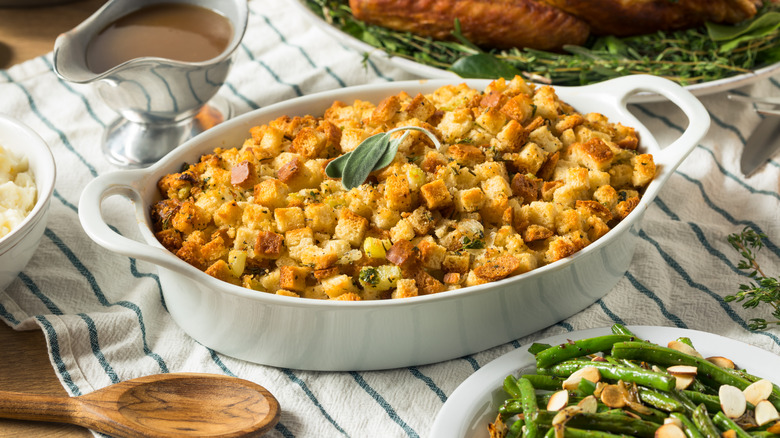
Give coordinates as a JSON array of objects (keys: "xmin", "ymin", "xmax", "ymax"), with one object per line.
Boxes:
[{"xmin": 86, "ymin": 3, "xmax": 232, "ymax": 73}]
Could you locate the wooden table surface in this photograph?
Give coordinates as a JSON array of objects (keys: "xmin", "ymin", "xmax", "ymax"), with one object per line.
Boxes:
[{"xmin": 1, "ymin": 2, "xmax": 105, "ymax": 436}]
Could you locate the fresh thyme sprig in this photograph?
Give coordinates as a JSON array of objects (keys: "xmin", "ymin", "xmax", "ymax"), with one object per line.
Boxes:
[
  {"xmin": 725, "ymin": 227, "xmax": 780, "ymax": 331},
  {"xmin": 303, "ymin": 0, "xmax": 780, "ymax": 86}
]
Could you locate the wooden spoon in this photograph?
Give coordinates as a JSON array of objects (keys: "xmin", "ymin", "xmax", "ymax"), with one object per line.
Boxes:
[{"xmin": 0, "ymin": 372, "xmax": 280, "ymax": 438}]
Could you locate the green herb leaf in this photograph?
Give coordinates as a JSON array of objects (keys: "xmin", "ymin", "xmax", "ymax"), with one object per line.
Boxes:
[
  {"xmin": 341, "ymin": 132, "xmax": 390, "ymax": 189},
  {"xmin": 374, "ymin": 130, "xmax": 410, "ymax": 171},
  {"xmin": 707, "ymin": 12, "xmax": 780, "ymax": 41},
  {"xmin": 325, "ymin": 152, "xmax": 350, "ymax": 179},
  {"xmin": 325, "ymin": 125, "xmax": 442, "ymax": 190},
  {"xmin": 450, "ymin": 53, "xmax": 522, "ymax": 79}
]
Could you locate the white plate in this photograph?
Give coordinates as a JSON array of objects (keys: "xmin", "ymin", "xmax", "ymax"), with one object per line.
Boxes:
[
  {"xmin": 430, "ymin": 326, "xmax": 780, "ymax": 438},
  {"xmin": 287, "ymin": 0, "xmax": 780, "ymax": 103}
]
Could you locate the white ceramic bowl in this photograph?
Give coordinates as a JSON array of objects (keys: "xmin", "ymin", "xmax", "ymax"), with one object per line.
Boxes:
[
  {"xmin": 0, "ymin": 114, "xmax": 56, "ymax": 292},
  {"xmin": 78, "ymin": 75, "xmax": 710, "ymax": 371}
]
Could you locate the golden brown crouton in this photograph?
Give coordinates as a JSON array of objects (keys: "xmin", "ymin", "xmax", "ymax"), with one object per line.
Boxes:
[
  {"xmin": 205, "ymin": 260, "xmax": 240, "ymax": 286},
  {"xmin": 334, "ymin": 209, "xmax": 369, "ymax": 246},
  {"xmin": 448, "ymin": 144, "xmax": 486, "ymax": 166},
  {"xmin": 404, "ymin": 93, "xmax": 436, "ymax": 121},
  {"xmin": 253, "ymin": 179, "xmax": 289, "ymax": 209},
  {"xmin": 420, "ymin": 179, "xmax": 453, "ymax": 210},
  {"xmin": 474, "ymin": 254, "xmax": 521, "ymax": 281},
  {"xmin": 384, "ymin": 174, "xmax": 415, "ymax": 212},
  {"xmin": 291, "ymin": 127, "xmax": 328, "ymax": 159},
  {"xmin": 569, "ymin": 138, "xmax": 615, "ymax": 171},
  {"xmin": 280, "ymin": 265, "xmax": 311, "ymax": 292},
  {"xmin": 415, "ymin": 269, "xmax": 446, "ymax": 294},
  {"xmin": 615, "ymin": 196, "xmax": 640, "ymax": 220},
  {"xmin": 511, "ymin": 173, "xmax": 539, "ymax": 204},
  {"xmin": 371, "ymin": 95, "xmax": 401, "ymax": 125},
  {"xmin": 500, "ymin": 94, "xmax": 534, "ymax": 124},
  {"xmin": 522, "ymin": 224, "xmax": 553, "ymax": 242}
]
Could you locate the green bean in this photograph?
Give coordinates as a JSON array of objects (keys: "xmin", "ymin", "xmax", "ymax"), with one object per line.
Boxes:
[
  {"xmin": 507, "ymin": 416, "xmax": 524, "ymax": 438},
  {"xmin": 563, "ymin": 428, "xmax": 633, "ymax": 437},
  {"xmin": 531, "ymin": 411, "xmax": 659, "ymax": 437},
  {"xmin": 637, "ymin": 388, "xmax": 686, "ymax": 413},
  {"xmin": 613, "ymin": 341, "xmax": 780, "ymax": 410},
  {"xmin": 543, "ymin": 428, "xmax": 555, "ymax": 438},
  {"xmin": 499, "ymin": 398, "xmax": 523, "ymax": 417},
  {"xmin": 680, "ymin": 390, "xmax": 723, "ymax": 413},
  {"xmin": 669, "ymin": 390, "xmax": 697, "ymax": 415},
  {"xmin": 610, "ymin": 324, "xmax": 637, "ymax": 338},
  {"xmin": 522, "ymin": 374, "xmax": 565, "ymax": 391},
  {"xmin": 504, "ymin": 375, "xmax": 523, "ymax": 399},
  {"xmin": 712, "ymin": 411, "xmax": 752, "ymax": 438},
  {"xmin": 669, "ymin": 412, "xmax": 705, "ymax": 438},
  {"xmin": 529, "ymin": 342, "xmax": 554, "ymax": 355},
  {"xmin": 691, "ymin": 404, "xmax": 720, "ymax": 438},
  {"xmin": 535, "ymin": 335, "xmax": 636, "ymax": 369},
  {"xmin": 517, "ymin": 377, "xmax": 540, "ymax": 437},
  {"xmin": 540, "ymin": 359, "xmax": 677, "ymax": 392},
  {"xmin": 577, "ymin": 377, "xmax": 597, "ymax": 396}
]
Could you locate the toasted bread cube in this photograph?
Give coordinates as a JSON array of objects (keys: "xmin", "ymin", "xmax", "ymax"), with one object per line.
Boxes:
[
  {"xmin": 442, "ymin": 252, "xmax": 470, "ymax": 274},
  {"xmin": 253, "ymin": 178, "xmax": 289, "ymax": 209},
  {"xmin": 284, "ymin": 227, "xmax": 314, "ymax": 248},
  {"xmin": 476, "ymin": 107, "xmax": 508, "ymax": 136},
  {"xmin": 404, "ymin": 93, "xmax": 436, "ymax": 121},
  {"xmin": 631, "ymin": 153, "xmax": 655, "ymax": 187},
  {"xmin": 420, "ymin": 179, "xmax": 453, "ymax": 210},
  {"xmin": 384, "ymin": 174, "xmax": 415, "ymax": 212},
  {"xmin": 500, "ymin": 93, "xmax": 534, "ymax": 123},
  {"xmin": 304, "ymin": 202, "xmax": 337, "ymax": 233},
  {"xmin": 291, "ymin": 127, "xmax": 328, "ymax": 159},
  {"xmin": 418, "ymin": 237, "xmax": 446, "ymax": 270},
  {"xmin": 481, "ymin": 175, "xmax": 512, "ymax": 200},
  {"xmin": 529, "ymin": 125, "xmax": 563, "ymax": 153},
  {"xmin": 494, "ymin": 119, "xmax": 526, "ymax": 152},
  {"xmin": 391, "ymin": 278, "xmax": 418, "ymax": 299},
  {"xmin": 438, "ymin": 108, "xmax": 473, "ymax": 142},
  {"xmin": 321, "ymin": 274, "xmax": 359, "ymax": 298},
  {"xmin": 532, "ymin": 86, "xmax": 559, "ymax": 120},
  {"xmin": 455, "ymin": 187, "xmax": 485, "ymax": 213},
  {"xmin": 390, "ymin": 218, "xmax": 416, "ymax": 242},
  {"xmin": 334, "ymin": 209, "xmax": 368, "ymax": 246},
  {"xmin": 371, "ymin": 95, "xmax": 401, "ymax": 125},
  {"xmin": 569, "ymin": 138, "xmax": 615, "ymax": 171},
  {"xmin": 205, "ymin": 260, "xmax": 241, "ymax": 285},
  {"xmin": 172, "ymin": 202, "xmax": 210, "ymax": 234},
  {"xmin": 274, "ymin": 207, "xmax": 305, "ymax": 232},
  {"xmin": 280, "ymin": 265, "xmax": 311, "ymax": 292},
  {"xmin": 250, "ymin": 125, "xmax": 284, "ymax": 155},
  {"xmin": 213, "ymin": 200, "xmax": 243, "ymax": 227}
]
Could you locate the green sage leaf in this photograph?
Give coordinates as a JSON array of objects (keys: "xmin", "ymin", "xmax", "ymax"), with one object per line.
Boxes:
[
  {"xmin": 450, "ymin": 53, "xmax": 522, "ymax": 79},
  {"xmin": 374, "ymin": 130, "xmax": 410, "ymax": 171},
  {"xmin": 325, "ymin": 152, "xmax": 351, "ymax": 179},
  {"xmin": 341, "ymin": 132, "xmax": 390, "ymax": 189}
]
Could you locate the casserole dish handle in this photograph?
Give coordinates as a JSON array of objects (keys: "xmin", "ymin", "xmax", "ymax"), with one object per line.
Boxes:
[
  {"xmin": 79, "ymin": 170, "xmax": 189, "ymax": 273},
  {"xmin": 590, "ymin": 74, "xmax": 710, "ymax": 170}
]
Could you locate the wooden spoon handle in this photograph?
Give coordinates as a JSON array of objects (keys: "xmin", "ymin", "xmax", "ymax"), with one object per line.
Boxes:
[{"xmin": 0, "ymin": 390, "xmax": 82, "ymax": 425}]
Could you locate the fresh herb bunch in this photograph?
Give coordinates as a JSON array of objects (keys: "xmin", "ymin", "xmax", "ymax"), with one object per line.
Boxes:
[
  {"xmin": 725, "ymin": 226, "xmax": 780, "ymax": 331},
  {"xmin": 304, "ymin": 0, "xmax": 780, "ymax": 86}
]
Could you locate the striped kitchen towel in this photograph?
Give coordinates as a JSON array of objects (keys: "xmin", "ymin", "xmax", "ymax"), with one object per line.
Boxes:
[{"xmin": 2, "ymin": 1, "xmax": 780, "ymax": 437}]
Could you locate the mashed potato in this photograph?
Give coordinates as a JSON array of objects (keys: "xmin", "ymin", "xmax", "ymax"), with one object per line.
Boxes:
[{"xmin": 0, "ymin": 144, "xmax": 37, "ymax": 239}]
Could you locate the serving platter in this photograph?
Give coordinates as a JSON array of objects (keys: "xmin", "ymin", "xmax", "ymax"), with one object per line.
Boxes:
[
  {"xmin": 285, "ymin": 0, "xmax": 780, "ymax": 103},
  {"xmin": 429, "ymin": 326, "xmax": 780, "ymax": 438}
]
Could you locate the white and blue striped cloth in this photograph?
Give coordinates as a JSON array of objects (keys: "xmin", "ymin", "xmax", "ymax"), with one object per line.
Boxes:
[{"xmin": 2, "ymin": 1, "xmax": 780, "ymax": 437}]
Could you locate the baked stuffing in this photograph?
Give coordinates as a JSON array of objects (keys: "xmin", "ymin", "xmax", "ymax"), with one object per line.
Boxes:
[{"xmin": 151, "ymin": 76, "xmax": 655, "ymax": 300}]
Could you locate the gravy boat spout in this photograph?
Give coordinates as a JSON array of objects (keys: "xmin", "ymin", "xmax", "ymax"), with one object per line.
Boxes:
[{"xmin": 53, "ymin": 0, "xmax": 248, "ymax": 168}]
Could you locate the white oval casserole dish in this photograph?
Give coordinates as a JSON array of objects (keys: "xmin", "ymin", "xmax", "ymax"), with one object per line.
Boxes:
[{"xmin": 78, "ymin": 75, "xmax": 710, "ymax": 371}]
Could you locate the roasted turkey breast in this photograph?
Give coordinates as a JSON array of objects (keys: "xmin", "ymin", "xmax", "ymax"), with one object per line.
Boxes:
[
  {"xmin": 348, "ymin": 0, "xmax": 590, "ymax": 51},
  {"xmin": 542, "ymin": 0, "xmax": 762, "ymax": 36},
  {"xmin": 349, "ymin": 0, "xmax": 763, "ymax": 51}
]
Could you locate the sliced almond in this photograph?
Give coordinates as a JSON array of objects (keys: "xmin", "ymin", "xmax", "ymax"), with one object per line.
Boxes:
[
  {"xmin": 673, "ymin": 373, "xmax": 695, "ymax": 390},
  {"xmin": 663, "ymin": 417, "xmax": 682, "ymax": 427},
  {"xmin": 667, "ymin": 340, "xmax": 703, "ymax": 358},
  {"xmin": 719, "ymin": 384, "xmax": 747, "ymax": 418},
  {"xmin": 552, "ymin": 405, "xmax": 582, "ymax": 428},
  {"xmin": 721, "ymin": 430, "xmax": 737, "ymax": 438},
  {"xmin": 655, "ymin": 423, "xmax": 686, "ymax": 438},
  {"xmin": 767, "ymin": 421, "xmax": 780, "ymax": 433},
  {"xmin": 743, "ymin": 379, "xmax": 774, "ymax": 406},
  {"xmin": 577, "ymin": 395, "xmax": 598, "ymax": 414},
  {"xmin": 755, "ymin": 400, "xmax": 780, "ymax": 426},
  {"xmin": 667, "ymin": 365, "xmax": 698, "ymax": 375},
  {"xmin": 601, "ymin": 384, "xmax": 627, "ymax": 408},
  {"xmin": 547, "ymin": 390, "xmax": 569, "ymax": 412},
  {"xmin": 562, "ymin": 366, "xmax": 600, "ymax": 391},
  {"xmin": 706, "ymin": 356, "xmax": 736, "ymax": 369}
]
